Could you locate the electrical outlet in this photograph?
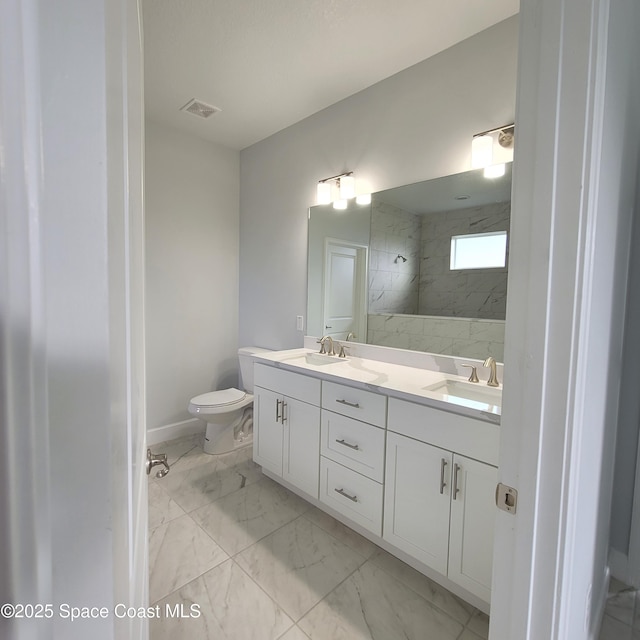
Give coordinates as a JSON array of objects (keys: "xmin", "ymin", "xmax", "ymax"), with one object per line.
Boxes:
[{"xmin": 296, "ymin": 315, "xmax": 304, "ymax": 331}]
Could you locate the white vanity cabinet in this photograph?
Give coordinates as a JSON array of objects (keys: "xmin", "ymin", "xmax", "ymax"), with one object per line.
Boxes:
[
  {"xmin": 384, "ymin": 398, "xmax": 498, "ymax": 602},
  {"xmin": 252, "ymin": 355, "xmax": 500, "ymax": 609},
  {"xmin": 383, "ymin": 432, "xmax": 452, "ymax": 574},
  {"xmin": 253, "ymin": 364, "xmax": 321, "ymax": 498},
  {"xmin": 318, "ymin": 383, "xmax": 387, "ymax": 536}
]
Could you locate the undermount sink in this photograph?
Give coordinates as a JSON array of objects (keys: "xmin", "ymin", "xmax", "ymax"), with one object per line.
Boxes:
[
  {"xmin": 304, "ymin": 352, "xmax": 349, "ymax": 366},
  {"xmin": 424, "ymin": 379, "xmax": 502, "ymax": 415}
]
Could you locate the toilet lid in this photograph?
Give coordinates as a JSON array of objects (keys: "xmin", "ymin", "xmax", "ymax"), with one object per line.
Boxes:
[{"xmin": 190, "ymin": 388, "xmax": 247, "ymax": 407}]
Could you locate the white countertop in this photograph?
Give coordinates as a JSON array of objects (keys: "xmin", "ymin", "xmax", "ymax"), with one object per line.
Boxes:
[{"xmin": 253, "ymin": 348, "xmax": 501, "ymax": 425}]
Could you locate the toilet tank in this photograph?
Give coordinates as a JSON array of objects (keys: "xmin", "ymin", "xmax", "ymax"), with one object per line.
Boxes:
[{"xmin": 238, "ymin": 347, "xmax": 272, "ymax": 392}]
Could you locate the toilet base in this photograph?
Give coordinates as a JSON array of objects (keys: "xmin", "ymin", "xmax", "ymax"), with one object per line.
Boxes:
[{"xmin": 203, "ymin": 407, "xmax": 253, "ymax": 455}]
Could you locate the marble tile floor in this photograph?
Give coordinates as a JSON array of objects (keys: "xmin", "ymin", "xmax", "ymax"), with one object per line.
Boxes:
[
  {"xmin": 148, "ymin": 433, "xmax": 490, "ymax": 640},
  {"xmin": 598, "ymin": 578, "xmax": 640, "ymax": 640}
]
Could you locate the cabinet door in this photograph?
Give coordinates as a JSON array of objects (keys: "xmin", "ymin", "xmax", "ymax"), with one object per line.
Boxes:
[
  {"xmin": 282, "ymin": 397, "xmax": 321, "ymax": 498},
  {"xmin": 448, "ymin": 454, "xmax": 498, "ymax": 602},
  {"xmin": 253, "ymin": 386, "xmax": 284, "ymax": 477},
  {"xmin": 383, "ymin": 432, "xmax": 452, "ymax": 574}
]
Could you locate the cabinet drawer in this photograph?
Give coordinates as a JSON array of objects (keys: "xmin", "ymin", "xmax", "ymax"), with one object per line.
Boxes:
[
  {"xmin": 254, "ymin": 363, "xmax": 320, "ymax": 405},
  {"xmin": 321, "ymin": 411, "xmax": 385, "ymax": 482},
  {"xmin": 319, "ymin": 457, "xmax": 383, "ymax": 536},
  {"xmin": 321, "ymin": 380, "xmax": 387, "ymax": 427},
  {"xmin": 388, "ymin": 397, "xmax": 499, "ymax": 466}
]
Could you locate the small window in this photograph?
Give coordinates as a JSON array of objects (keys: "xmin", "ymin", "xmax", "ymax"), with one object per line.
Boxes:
[{"xmin": 450, "ymin": 231, "xmax": 507, "ymax": 270}]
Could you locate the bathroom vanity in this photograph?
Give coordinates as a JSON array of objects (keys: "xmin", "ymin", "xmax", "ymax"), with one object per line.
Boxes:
[{"xmin": 252, "ymin": 347, "xmax": 500, "ymax": 613}]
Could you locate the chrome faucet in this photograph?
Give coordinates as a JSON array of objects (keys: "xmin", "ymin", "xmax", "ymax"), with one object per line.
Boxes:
[
  {"xmin": 317, "ymin": 335, "xmax": 335, "ymax": 356},
  {"xmin": 483, "ymin": 356, "xmax": 500, "ymax": 387}
]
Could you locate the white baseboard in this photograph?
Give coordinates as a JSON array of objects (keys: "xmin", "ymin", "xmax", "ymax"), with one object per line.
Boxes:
[{"xmin": 147, "ymin": 418, "xmax": 203, "ymax": 446}]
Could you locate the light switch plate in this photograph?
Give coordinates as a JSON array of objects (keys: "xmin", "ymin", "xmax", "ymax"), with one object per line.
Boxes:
[{"xmin": 296, "ymin": 315, "xmax": 304, "ymax": 331}]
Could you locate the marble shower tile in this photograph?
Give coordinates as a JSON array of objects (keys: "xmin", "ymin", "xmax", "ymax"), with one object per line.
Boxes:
[
  {"xmin": 370, "ymin": 549, "xmax": 474, "ymax": 625},
  {"xmin": 236, "ymin": 516, "xmax": 367, "ymax": 621},
  {"xmin": 148, "ymin": 514, "xmax": 228, "ymax": 603},
  {"xmin": 149, "ymin": 559, "xmax": 293, "ymax": 640},
  {"xmin": 458, "ymin": 630, "xmax": 484, "ymax": 640},
  {"xmin": 302, "ymin": 506, "xmax": 378, "ymax": 559},
  {"xmin": 469, "ymin": 320, "xmax": 506, "ymax": 343},
  {"xmin": 148, "ymin": 481, "xmax": 185, "ymax": 532},
  {"xmin": 297, "ymin": 560, "xmax": 463, "ymax": 640},
  {"xmin": 161, "ymin": 452, "xmax": 263, "ymax": 513},
  {"xmin": 192, "ymin": 477, "xmax": 310, "ymax": 556}
]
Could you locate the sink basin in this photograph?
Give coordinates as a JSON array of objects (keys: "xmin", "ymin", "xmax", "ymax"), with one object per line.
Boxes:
[
  {"xmin": 424, "ymin": 379, "xmax": 502, "ymax": 415},
  {"xmin": 304, "ymin": 352, "xmax": 349, "ymax": 366}
]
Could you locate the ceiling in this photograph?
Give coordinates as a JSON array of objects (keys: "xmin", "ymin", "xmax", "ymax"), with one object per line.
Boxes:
[{"xmin": 142, "ymin": 0, "xmax": 519, "ymax": 151}]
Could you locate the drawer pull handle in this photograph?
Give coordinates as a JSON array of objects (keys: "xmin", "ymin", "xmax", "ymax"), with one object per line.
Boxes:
[
  {"xmin": 336, "ymin": 399, "xmax": 360, "ymax": 409},
  {"xmin": 336, "ymin": 438, "xmax": 359, "ymax": 450},
  {"xmin": 281, "ymin": 401, "xmax": 287, "ymax": 424},
  {"xmin": 453, "ymin": 463, "xmax": 461, "ymax": 500},
  {"xmin": 275, "ymin": 399, "xmax": 281, "ymax": 423},
  {"xmin": 334, "ymin": 487, "xmax": 358, "ymax": 503},
  {"xmin": 439, "ymin": 458, "xmax": 448, "ymax": 494}
]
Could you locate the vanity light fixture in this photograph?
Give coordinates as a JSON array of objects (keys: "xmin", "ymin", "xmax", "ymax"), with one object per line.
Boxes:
[
  {"xmin": 316, "ymin": 172, "xmax": 369, "ymax": 208},
  {"xmin": 471, "ymin": 124, "xmax": 514, "ymax": 179}
]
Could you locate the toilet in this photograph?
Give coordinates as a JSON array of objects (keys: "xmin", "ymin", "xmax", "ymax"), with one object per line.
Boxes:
[{"xmin": 188, "ymin": 346, "xmax": 271, "ymax": 455}]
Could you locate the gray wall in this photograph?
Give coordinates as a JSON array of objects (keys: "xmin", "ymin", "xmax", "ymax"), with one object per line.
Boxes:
[
  {"xmin": 145, "ymin": 120, "xmax": 240, "ymax": 430},
  {"xmin": 239, "ymin": 17, "xmax": 519, "ymax": 351}
]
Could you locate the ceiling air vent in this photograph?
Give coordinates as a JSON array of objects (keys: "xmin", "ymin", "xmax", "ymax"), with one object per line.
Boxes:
[{"xmin": 180, "ymin": 99, "xmax": 221, "ymax": 119}]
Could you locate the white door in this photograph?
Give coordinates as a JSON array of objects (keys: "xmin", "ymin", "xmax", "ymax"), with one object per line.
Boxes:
[
  {"xmin": 322, "ymin": 239, "xmax": 367, "ymax": 341},
  {"xmin": 1, "ymin": 1, "xmax": 147, "ymax": 639},
  {"xmin": 383, "ymin": 432, "xmax": 452, "ymax": 574},
  {"xmin": 449, "ymin": 455, "xmax": 497, "ymax": 603}
]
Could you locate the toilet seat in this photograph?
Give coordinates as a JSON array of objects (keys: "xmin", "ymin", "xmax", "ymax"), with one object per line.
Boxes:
[{"xmin": 190, "ymin": 388, "xmax": 248, "ymax": 408}]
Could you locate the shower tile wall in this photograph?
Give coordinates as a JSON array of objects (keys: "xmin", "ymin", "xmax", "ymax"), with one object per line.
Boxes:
[
  {"xmin": 367, "ymin": 313, "xmax": 505, "ymax": 361},
  {"xmin": 418, "ymin": 202, "xmax": 510, "ymax": 319},
  {"xmin": 368, "ymin": 201, "xmax": 421, "ymax": 314}
]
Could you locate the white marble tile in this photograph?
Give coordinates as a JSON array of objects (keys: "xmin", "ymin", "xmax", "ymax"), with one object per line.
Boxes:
[
  {"xmin": 236, "ymin": 516, "xmax": 367, "ymax": 621},
  {"xmin": 149, "ymin": 559, "xmax": 293, "ymax": 640},
  {"xmin": 468, "ymin": 320, "xmax": 506, "ymax": 343},
  {"xmin": 161, "ymin": 452, "xmax": 263, "ymax": 513},
  {"xmin": 605, "ymin": 583, "xmax": 636, "ymax": 626},
  {"xmin": 297, "ymin": 560, "xmax": 463, "ymax": 640},
  {"xmin": 466, "ymin": 610, "xmax": 490, "ymax": 639},
  {"xmin": 302, "ymin": 506, "xmax": 378, "ymax": 560},
  {"xmin": 423, "ymin": 317, "xmax": 471, "ymax": 340},
  {"xmin": 191, "ymin": 477, "xmax": 310, "ymax": 556},
  {"xmin": 459, "ymin": 630, "xmax": 483, "ymax": 640},
  {"xmin": 278, "ymin": 626, "xmax": 311, "ymax": 640},
  {"xmin": 153, "ymin": 433, "xmax": 209, "ymax": 473},
  {"xmin": 599, "ymin": 614, "xmax": 632, "ymax": 640},
  {"xmin": 370, "ymin": 549, "xmax": 474, "ymax": 625},
  {"xmin": 148, "ymin": 514, "xmax": 228, "ymax": 603},
  {"xmin": 148, "ymin": 481, "xmax": 185, "ymax": 532}
]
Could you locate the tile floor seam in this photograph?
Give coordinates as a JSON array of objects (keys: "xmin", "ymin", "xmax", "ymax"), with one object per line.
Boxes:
[
  {"xmin": 299, "ymin": 512, "xmax": 374, "ymax": 566},
  {"xmin": 229, "ymin": 556, "xmax": 300, "ymax": 632},
  {"xmin": 288, "ymin": 554, "xmax": 367, "ymax": 624},
  {"xmin": 367, "ymin": 553, "xmax": 475, "ymax": 628}
]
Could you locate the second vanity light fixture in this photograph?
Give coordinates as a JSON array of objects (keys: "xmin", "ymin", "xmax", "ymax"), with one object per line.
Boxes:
[
  {"xmin": 316, "ymin": 172, "xmax": 371, "ymax": 209},
  {"xmin": 471, "ymin": 124, "xmax": 515, "ymax": 179}
]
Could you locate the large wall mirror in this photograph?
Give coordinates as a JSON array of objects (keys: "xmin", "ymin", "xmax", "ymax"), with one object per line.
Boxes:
[{"xmin": 306, "ymin": 164, "xmax": 512, "ymax": 361}]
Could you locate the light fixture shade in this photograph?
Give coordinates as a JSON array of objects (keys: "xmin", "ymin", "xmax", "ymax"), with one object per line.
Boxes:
[
  {"xmin": 356, "ymin": 193, "xmax": 372, "ymax": 205},
  {"xmin": 339, "ymin": 175, "xmax": 355, "ymax": 200},
  {"xmin": 484, "ymin": 163, "xmax": 506, "ymax": 179},
  {"xmin": 317, "ymin": 181, "xmax": 332, "ymax": 205},
  {"xmin": 471, "ymin": 134, "xmax": 493, "ymax": 169},
  {"xmin": 333, "ymin": 199, "xmax": 348, "ymax": 210}
]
